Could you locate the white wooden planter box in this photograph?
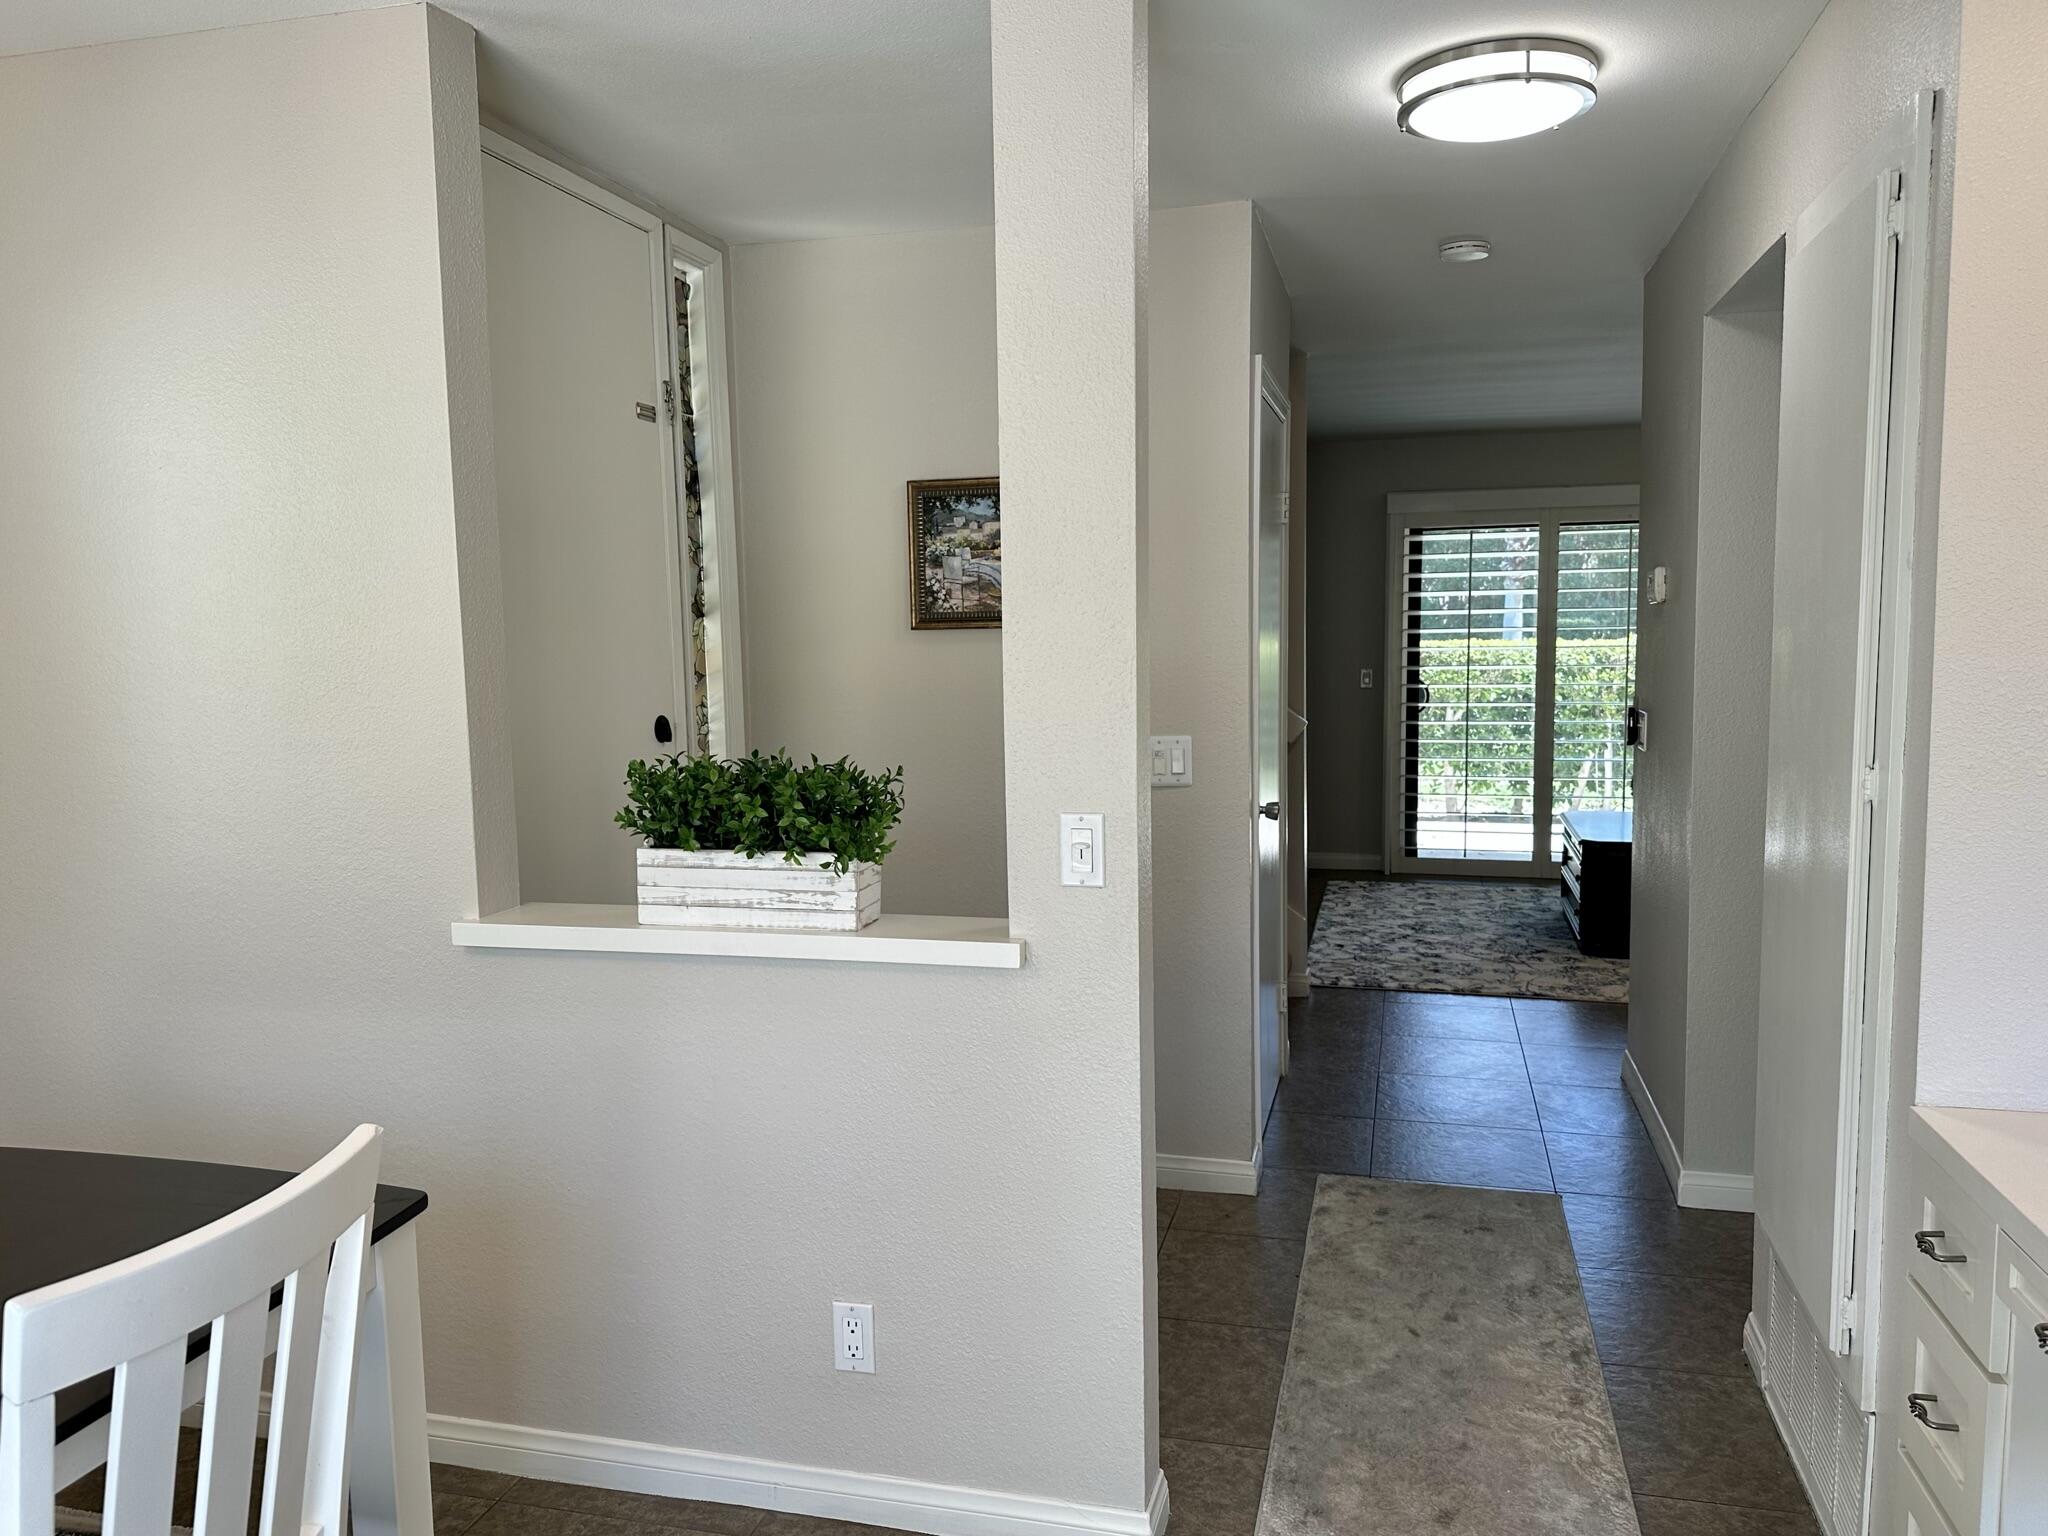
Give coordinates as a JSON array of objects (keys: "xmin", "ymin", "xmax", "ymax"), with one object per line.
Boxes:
[{"xmin": 635, "ymin": 849, "xmax": 882, "ymax": 932}]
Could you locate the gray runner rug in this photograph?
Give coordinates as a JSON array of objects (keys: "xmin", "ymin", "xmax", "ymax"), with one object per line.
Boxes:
[
  {"xmin": 1308, "ymin": 877, "xmax": 1628, "ymax": 1003},
  {"xmin": 1258, "ymin": 1177, "xmax": 1636, "ymax": 1536}
]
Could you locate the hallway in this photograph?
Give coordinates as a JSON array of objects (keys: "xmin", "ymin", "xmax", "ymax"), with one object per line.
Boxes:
[{"xmin": 1156, "ymin": 987, "xmax": 1816, "ymax": 1536}]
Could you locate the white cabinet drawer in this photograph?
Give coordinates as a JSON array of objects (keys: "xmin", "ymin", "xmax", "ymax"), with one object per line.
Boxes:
[
  {"xmin": 1994, "ymin": 1230, "xmax": 2048, "ymax": 1533},
  {"xmin": 1909, "ymin": 1145, "xmax": 2001, "ymax": 1366},
  {"xmin": 1895, "ymin": 1448, "xmax": 1963, "ymax": 1536},
  {"xmin": 1901, "ymin": 1279, "xmax": 2006, "ymax": 1536}
]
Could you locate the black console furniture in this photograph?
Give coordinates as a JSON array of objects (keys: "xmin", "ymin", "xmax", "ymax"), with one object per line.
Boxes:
[{"xmin": 1560, "ymin": 808, "xmax": 1632, "ymax": 959}]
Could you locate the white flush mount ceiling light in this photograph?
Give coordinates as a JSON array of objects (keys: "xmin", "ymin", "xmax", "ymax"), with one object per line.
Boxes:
[
  {"xmin": 1397, "ymin": 38, "xmax": 1599, "ymax": 143},
  {"xmin": 1439, "ymin": 238, "xmax": 1492, "ymax": 263}
]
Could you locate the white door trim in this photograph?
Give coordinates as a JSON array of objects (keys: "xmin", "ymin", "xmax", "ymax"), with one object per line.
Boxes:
[
  {"xmin": 1251, "ymin": 357, "xmax": 1291, "ymax": 1126},
  {"xmin": 664, "ymin": 224, "xmax": 748, "ymax": 755}
]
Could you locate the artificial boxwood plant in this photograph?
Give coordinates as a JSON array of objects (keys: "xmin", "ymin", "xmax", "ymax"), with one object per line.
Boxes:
[{"xmin": 616, "ymin": 750, "xmax": 905, "ymax": 874}]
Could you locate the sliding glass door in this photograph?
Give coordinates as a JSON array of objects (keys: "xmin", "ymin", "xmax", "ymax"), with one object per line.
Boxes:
[{"xmin": 1386, "ymin": 492, "xmax": 1639, "ymax": 878}]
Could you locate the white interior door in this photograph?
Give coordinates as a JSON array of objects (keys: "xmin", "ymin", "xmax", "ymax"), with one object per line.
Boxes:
[
  {"xmin": 483, "ymin": 149, "xmax": 683, "ymax": 906},
  {"xmin": 1253, "ymin": 362, "xmax": 1289, "ymax": 1127},
  {"xmin": 1753, "ymin": 148, "xmax": 1904, "ymax": 1363}
]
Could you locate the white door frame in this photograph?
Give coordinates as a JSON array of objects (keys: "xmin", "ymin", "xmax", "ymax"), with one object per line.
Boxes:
[
  {"xmin": 1381, "ymin": 484, "xmax": 1640, "ymax": 880},
  {"xmin": 1251, "ymin": 356, "xmax": 1291, "ymax": 1127},
  {"xmin": 664, "ymin": 224, "xmax": 748, "ymax": 755}
]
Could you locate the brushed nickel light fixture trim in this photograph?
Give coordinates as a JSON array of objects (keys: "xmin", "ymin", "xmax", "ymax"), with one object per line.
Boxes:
[{"xmin": 1397, "ymin": 37, "xmax": 1599, "ymax": 143}]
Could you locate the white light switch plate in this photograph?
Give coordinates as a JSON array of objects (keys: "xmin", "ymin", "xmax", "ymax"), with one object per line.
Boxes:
[
  {"xmin": 1148, "ymin": 735, "xmax": 1193, "ymax": 787},
  {"xmin": 1060, "ymin": 813, "xmax": 1105, "ymax": 886}
]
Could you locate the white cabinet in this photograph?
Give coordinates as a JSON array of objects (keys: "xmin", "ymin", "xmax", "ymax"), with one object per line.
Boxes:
[
  {"xmin": 1892, "ymin": 1124, "xmax": 2048, "ymax": 1534},
  {"xmin": 1991, "ymin": 1231, "xmax": 2048, "ymax": 1530}
]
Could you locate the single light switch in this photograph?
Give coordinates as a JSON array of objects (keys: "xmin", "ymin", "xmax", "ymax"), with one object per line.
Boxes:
[
  {"xmin": 1060, "ymin": 813, "xmax": 1105, "ymax": 886},
  {"xmin": 1148, "ymin": 735, "xmax": 1194, "ymax": 788}
]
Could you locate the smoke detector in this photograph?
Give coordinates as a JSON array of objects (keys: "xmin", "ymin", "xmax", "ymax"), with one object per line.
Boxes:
[{"xmin": 1438, "ymin": 238, "xmax": 1492, "ymax": 263}]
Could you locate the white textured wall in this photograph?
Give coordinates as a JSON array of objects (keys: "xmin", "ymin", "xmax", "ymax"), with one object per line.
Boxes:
[
  {"xmin": 1632, "ymin": 0, "xmax": 1957, "ymax": 1189},
  {"xmin": 1303, "ymin": 428, "xmax": 1644, "ymax": 862},
  {"xmin": 730, "ymin": 228, "xmax": 1006, "ymax": 919},
  {"xmin": 989, "ymin": 0, "xmax": 1157, "ymax": 1502},
  {"xmin": 0, "ymin": 5, "xmax": 1154, "ymax": 1515},
  {"xmin": 1915, "ymin": 0, "xmax": 2048, "ymax": 1109}
]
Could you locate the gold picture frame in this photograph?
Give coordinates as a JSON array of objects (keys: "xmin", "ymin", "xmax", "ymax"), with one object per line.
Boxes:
[{"xmin": 906, "ymin": 477, "xmax": 1002, "ymax": 630}]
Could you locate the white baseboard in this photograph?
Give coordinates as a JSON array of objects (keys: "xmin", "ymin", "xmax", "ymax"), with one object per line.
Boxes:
[
  {"xmin": 428, "ymin": 1414, "xmax": 1169, "ymax": 1536},
  {"xmin": 1620, "ymin": 1050, "xmax": 1756, "ymax": 1213},
  {"xmin": 1287, "ymin": 970, "xmax": 1311, "ymax": 999},
  {"xmin": 1156, "ymin": 1147, "xmax": 1261, "ymax": 1196},
  {"xmin": 1309, "ymin": 852, "xmax": 1382, "ymax": 872},
  {"xmin": 1744, "ymin": 1311, "xmax": 1768, "ymax": 1386},
  {"xmin": 1677, "ymin": 1169, "xmax": 1756, "ymax": 1212}
]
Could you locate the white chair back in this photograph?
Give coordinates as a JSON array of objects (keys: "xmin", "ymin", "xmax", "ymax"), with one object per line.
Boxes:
[{"xmin": 1, "ymin": 1126, "xmax": 385, "ymax": 1536}]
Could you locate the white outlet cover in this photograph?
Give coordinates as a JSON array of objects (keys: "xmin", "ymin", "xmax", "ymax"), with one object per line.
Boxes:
[{"xmin": 833, "ymin": 1301, "xmax": 874, "ymax": 1373}]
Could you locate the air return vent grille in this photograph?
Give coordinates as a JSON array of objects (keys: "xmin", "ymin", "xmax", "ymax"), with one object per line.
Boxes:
[{"xmin": 1763, "ymin": 1254, "xmax": 1867, "ymax": 1534}]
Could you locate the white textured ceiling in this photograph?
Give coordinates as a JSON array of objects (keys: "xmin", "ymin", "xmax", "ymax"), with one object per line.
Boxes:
[
  {"xmin": 6, "ymin": 0, "xmax": 1826, "ymax": 435},
  {"xmin": 1149, "ymin": 0, "xmax": 1826, "ymax": 435}
]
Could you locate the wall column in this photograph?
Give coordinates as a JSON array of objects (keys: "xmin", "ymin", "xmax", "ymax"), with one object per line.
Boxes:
[{"xmin": 990, "ymin": 0, "xmax": 1158, "ymax": 1506}]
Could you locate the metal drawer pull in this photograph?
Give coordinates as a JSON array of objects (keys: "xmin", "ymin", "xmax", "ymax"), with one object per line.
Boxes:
[
  {"xmin": 2036, "ymin": 1322, "xmax": 2048, "ymax": 1353},
  {"xmin": 1914, "ymin": 1229, "xmax": 1967, "ymax": 1264},
  {"xmin": 1908, "ymin": 1393, "xmax": 1960, "ymax": 1432}
]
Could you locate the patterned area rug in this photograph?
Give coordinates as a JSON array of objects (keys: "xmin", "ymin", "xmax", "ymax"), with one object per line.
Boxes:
[{"xmin": 1309, "ymin": 877, "xmax": 1629, "ymax": 1003}]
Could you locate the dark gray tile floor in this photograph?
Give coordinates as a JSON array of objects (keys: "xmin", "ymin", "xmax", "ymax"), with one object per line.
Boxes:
[
  {"xmin": 1151, "ymin": 984, "xmax": 1819, "ymax": 1536},
  {"xmin": 57, "ymin": 1432, "xmax": 909, "ymax": 1536}
]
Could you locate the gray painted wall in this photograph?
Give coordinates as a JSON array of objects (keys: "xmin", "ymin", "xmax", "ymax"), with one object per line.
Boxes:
[
  {"xmin": 731, "ymin": 228, "xmax": 1007, "ymax": 919},
  {"xmin": 729, "ymin": 202, "xmax": 1288, "ymax": 1169},
  {"xmin": 1632, "ymin": 0, "xmax": 1958, "ymax": 1183},
  {"xmin": 1304, "ymin": 428, "xmax": 1644, "ymax": 864},
  {"xmin": 0, "ymin": 5, "xmax": 1156, "ymax": 1513},
  {"xmin": 1147, "ymin": 202, "xmax": 1293, "ymax": 1164}
]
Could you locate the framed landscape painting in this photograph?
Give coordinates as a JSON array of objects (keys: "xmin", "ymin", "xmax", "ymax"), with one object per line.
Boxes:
[{"xmin": 907, "ymin": 477, "xmax": 1002, "ymax": 630}]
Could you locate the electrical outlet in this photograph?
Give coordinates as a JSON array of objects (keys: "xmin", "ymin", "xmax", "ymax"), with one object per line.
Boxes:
[
  {"xmin": 833, "ymin": 1302, "xmax": 874, "ymax": 1373},
  {"xmin": 1359, "ymin": 668, "xmax": 1374, "ymax": 689}
]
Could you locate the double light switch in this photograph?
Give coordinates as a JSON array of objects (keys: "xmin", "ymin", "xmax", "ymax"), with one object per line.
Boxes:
[{"xmin": 1149, "ymin": 735, "xmax": 1193, "ymax": 788}]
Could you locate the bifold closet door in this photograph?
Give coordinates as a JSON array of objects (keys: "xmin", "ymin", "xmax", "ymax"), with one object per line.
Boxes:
[
  {"xmin": 483, "ymin": 151, "xmax": 681, "ymax": 906},
  {"xmin": 1754, "ymin": 151, "xmax": 1903, "ymax": 1361}
]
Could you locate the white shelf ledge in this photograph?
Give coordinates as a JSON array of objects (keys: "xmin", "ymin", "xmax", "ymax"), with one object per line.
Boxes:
[{"xmin": 451, "ymin": 904, "xmax": 1024, "ymax": 969}]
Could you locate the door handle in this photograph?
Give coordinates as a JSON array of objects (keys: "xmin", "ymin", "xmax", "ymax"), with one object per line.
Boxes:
[
  {"xmin": 1914, "ymin": 1230, "xmax": 1967, "ymax": 1264},
  {"xmin": 1907, "ymin": 1393, "xmax": 1960, "ymax": 1432},
  {"xmin": 1259, "ymin": 801, "xmax": 1281, "ymax": 821}
]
